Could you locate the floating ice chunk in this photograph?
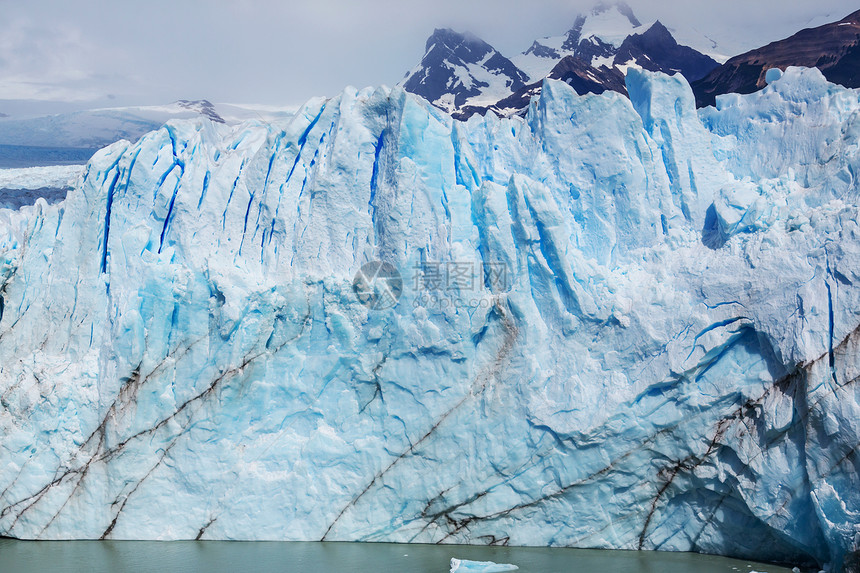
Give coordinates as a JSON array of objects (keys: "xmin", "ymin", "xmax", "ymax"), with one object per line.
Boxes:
[{"xmin": 450, "ymin": 558, "xmax": 519, "ymax": 572}]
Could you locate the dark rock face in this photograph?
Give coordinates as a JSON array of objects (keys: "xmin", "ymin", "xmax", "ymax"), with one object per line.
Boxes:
[
  {"xmin": 402, "ymin": 28, "xmax": 529, "ymax": 110},
  {"xmin": 455, "ymin": 57, "xmax": 628, "ymax": 121},
  {"xmin": 523, "ymin": 41, "xmax": 560, "ymax": 60},
  {"xmin": 176, "ymin": 100, "xmax": 226, "ymax": 124},
  {"xmin": 692, "ymin": 9, "xmax": 860, "ymax": 107},
  {"xmin": 565, "ymin": 32, "xmax": 618, "ymax": 64},
  {"xmin": 821, "ymin": 41, "xmax": 860, "ymax": 87},
  {"xmin": 614, "ymin": 21, "xmax": 720, "ymax": 82},
  {"xmin": 549, "ymin": 56, "xmax": 628, "ymax": 96}
]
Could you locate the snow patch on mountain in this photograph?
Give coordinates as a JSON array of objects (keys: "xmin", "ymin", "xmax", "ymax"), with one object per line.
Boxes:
[
  {"xmin": 513, "ymin": 2, "xmax": 645, "ymax": 81},
  {"xmin": 577, "ymin": 1, "xmax": 643, "ymax": 48}
]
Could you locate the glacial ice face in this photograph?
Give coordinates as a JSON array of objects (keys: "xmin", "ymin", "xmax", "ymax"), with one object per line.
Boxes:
[{"xmin": 0, "ymin": 67, "xmax": 858, "ymax": 570}]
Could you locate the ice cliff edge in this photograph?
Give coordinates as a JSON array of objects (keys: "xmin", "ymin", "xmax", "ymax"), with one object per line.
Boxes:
[{"xmin": 0, "ymin": 68, "xmax": 858, "ymax": 571}]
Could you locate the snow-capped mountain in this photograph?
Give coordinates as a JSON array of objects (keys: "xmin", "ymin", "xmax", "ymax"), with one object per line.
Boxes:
[
  {"xmin": 513, "ymin": 1, "xmax": 645, "ymax": 80},
  {"xmin": 402, "ymin": 2, "xmax": 719, "ymax": 119},
  {"xmin": 692, "ymin": 8, "xmax": 860, "ymax": 107},
  {"xmin": 612, "ymin": 21, "xmax": 720, "ymax": 81},
  {"xmin": 457, "ymin": 56, "xmax": 627, "ymax": 120},
  {"xmin": 459, "ymin": 19, "xmax": 721, "ymax": 121},
  {"xmin": 401, "ymin": 28, "xmax": 529, "ymax": 113}
]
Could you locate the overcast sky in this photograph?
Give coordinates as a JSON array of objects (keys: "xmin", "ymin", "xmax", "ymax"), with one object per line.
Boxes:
[{"xmin": 1, "ymin": 0, "xmax": 857, "ymax": 114}]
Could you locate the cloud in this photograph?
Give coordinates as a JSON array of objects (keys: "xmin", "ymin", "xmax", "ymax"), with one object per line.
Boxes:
[
  {"xmin": 0, "ymin": 0, "xmax": 857, "ymax": 109},
  {"xmin": 0, "ymin": 17, "xmax": 129, "ymax": 100}
]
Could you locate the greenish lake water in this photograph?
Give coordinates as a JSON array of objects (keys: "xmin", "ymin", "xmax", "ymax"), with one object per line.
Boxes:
[{"xmin": 0, "ymin": 539, "xmax": 801, "ymax": 573}]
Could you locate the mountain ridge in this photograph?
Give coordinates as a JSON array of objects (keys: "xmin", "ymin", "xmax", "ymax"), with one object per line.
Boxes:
[
  {"xmin": 401, "ymin": 28, "xmax": 529, "ymax": 113},
  {"xmin": 692, "ymin": 8, "xmax": 860, "ymax": 107},
  {"xmin": 402, "ymin": 2, "xmax": 719, "ymax": 119}
]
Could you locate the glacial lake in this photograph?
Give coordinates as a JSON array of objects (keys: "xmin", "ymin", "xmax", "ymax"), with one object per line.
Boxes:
[
  {"xmin": 0, "ymin": 539, "xmax": 800, "ymax": 572},
  {"xmin": 0, "ymin": 145, "xmax": 97, "ymax": 168}
]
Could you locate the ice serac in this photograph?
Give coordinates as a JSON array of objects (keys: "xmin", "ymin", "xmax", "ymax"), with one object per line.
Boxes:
[{"xmin": 0, "ymin": 68, "xmax": 859, "ymax": 570}]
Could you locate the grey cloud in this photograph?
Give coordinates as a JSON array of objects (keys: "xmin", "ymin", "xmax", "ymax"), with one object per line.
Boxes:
[{"xmin": 0, "ymin": 0, "xmax": 857, "ymax": 112}]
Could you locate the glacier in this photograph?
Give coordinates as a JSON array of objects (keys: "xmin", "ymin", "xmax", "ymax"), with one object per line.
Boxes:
[
  {"xmin": 0, "ymin": 67, "xmax": 859, "ymax": 571},
  {"xmin": 0, "ymin": 166, "xmax": 84, "ymax": 192}
]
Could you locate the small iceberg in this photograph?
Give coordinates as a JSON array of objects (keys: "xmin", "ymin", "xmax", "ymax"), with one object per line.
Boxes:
[{"xmin": 450, "ymin": 558, "xmax": 519, "ymax": 572}]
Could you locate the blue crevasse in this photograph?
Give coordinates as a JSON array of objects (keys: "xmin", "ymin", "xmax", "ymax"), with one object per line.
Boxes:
[{"xmin": 0, "ymin": 68, "xmax": 858, "ymax": 571}]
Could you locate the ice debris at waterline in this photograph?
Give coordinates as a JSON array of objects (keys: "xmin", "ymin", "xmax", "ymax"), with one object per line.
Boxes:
[
  {"xmin": 450, "ymin": 558, "xmax": 519, "ymax": 572},
  {"xmin": 0, "ymin": 66, "xmax": 858, "ymax": 571}
]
